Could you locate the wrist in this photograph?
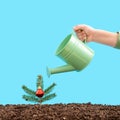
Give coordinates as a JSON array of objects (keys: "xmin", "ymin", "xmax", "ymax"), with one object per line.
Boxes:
[{"xmin": 91, "ymin": 29, "xmax": 98, "ymax": 42}]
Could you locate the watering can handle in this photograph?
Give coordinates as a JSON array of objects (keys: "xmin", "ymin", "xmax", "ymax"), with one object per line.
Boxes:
[
  {"xmin": 72, "ymin": 29, "xmax": 87, "ymax": 43},
  {"xmin": 83, "ymin": 39, "xmax": 86, "ymax": 43}
]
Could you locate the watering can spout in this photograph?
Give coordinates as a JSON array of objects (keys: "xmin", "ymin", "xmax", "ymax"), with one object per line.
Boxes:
[{"xmin": 47, "ymin": 65, "xmax": 76, "ymax": 77}]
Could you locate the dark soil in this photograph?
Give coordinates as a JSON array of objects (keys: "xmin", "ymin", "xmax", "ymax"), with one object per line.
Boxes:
[{"xmin": 0, "ymin": 103, "xmax": 120, "ymax": 120}]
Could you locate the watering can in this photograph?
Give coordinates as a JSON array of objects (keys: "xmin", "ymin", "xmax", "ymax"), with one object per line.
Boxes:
[{"xmin": 47, "ymin": 33, "xmax": 94, "ymax": 77}]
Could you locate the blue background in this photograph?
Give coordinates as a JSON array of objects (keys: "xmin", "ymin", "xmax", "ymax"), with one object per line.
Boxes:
[{"xmin": 0, "ymin": 0, "xmax": 120, "ymax": 105}]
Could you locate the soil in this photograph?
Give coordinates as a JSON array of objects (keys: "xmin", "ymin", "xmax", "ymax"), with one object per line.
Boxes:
[{"xmin": 0, "ymin": 103, "xmax": 120, "ymax": 120}]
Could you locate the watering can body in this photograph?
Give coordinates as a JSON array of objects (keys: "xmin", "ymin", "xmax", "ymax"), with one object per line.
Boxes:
[{"xmin": 47, "ymin": 33, "xmax": 94, "ymax": 77}]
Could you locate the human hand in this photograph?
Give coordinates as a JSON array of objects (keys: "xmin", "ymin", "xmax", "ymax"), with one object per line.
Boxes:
[{"xmin": 73, "ymin": 24, "xmax": 95, "ymax": 42}]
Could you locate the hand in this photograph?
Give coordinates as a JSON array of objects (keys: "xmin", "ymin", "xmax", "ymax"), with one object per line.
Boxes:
[{"xmin": 73, "ymin": 24, "xmax": 95, "ymax": 42}]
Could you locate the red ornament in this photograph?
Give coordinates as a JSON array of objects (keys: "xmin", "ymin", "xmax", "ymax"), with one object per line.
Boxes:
[{"xmin": 36, "ymin": 89, "xmax": 44, "ymax": 97}]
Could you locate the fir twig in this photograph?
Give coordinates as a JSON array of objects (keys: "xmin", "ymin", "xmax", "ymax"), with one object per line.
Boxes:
[
  {"xmin": 37, "ymin": 75, "xmax": 44, "ymax": 89},
  {"xmin": 22, "ymin": 85, "xmax": 36, "ymax": 96},
  {"xmin": 44, "ymin": 83, "xmax": 56, "ymax": 95},
  {"xmin": 22, "ymin": 75, "xmax": 57, "ymax": 104},
  {"xmin": 41, "ymin": 93, "xmax": 56, "ymax": 103},
  {"xmin": 22, "ymin": 95, "xmax": 40, "ymax": 103}
]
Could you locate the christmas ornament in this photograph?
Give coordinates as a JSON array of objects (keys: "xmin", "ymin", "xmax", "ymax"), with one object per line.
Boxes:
[{"xmin": 36, "ymin": 88, "xmax": 44, "ymax": 97}]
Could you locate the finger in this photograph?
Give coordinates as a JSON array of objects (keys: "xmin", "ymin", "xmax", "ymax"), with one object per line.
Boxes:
[
  {"xmin": 77, "ymin": 33, "xmax": 84, "ymax": 41},
  {"xmin": 73, "ymin": 25, "xmax": 86, "ymax": 31},
  {"xmin": 77, "ymin": 31, "xmax": 86, "ymax": 38},
  {"xmin": 82, "ymin": 32, "xmax": 88, "ymax": 41},
  {"xmin": 81, "ymin": 32, "xmax": 87, "ymax": 37},
  {"xmin": 77, "ymin": 32, "xmax": 87, "ymax": 41},
  {"xmin": 75, "ymin": 29, "xmax": 82, "ymax": 32}
]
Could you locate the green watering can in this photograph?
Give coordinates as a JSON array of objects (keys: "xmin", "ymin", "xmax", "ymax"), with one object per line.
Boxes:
[{"xmin": 47, "ymin": 33, "xmax": 94, "ymax": 77}]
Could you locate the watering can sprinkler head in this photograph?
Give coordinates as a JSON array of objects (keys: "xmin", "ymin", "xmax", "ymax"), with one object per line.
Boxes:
[{"xmin": 47, "ymin": 34, "xmax": 94, "ymax": 77}]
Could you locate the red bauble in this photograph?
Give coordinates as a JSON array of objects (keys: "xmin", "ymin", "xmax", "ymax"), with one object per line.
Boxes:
[{"xmin": 36, "ymin": 89, "xmax": 44, "ymax": 97}]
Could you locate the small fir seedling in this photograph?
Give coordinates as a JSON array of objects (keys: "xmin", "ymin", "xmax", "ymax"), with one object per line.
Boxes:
[{"xmin": 22, "ymin": 75, "xmax": 56, "ymax": 104}]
